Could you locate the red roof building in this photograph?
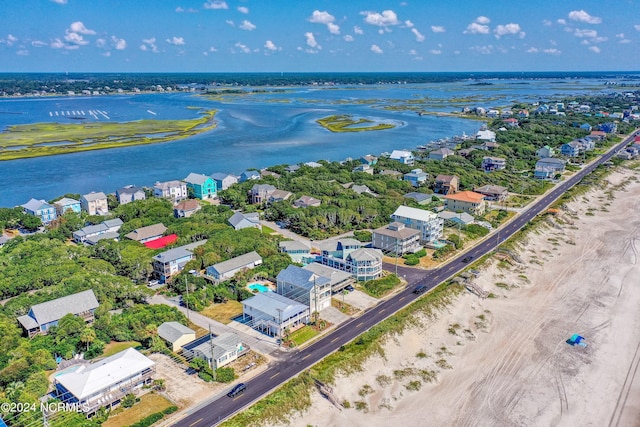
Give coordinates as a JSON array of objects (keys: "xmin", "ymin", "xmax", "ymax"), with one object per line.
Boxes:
[{"xmin": 144, "ymin": 234, "xmax": 178, "ymax": 249}]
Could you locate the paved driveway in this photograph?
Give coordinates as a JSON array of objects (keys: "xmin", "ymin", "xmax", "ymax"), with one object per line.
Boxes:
[{"xmin": 342, "ymin": 289, "xmax": 378, "ymax": 311}]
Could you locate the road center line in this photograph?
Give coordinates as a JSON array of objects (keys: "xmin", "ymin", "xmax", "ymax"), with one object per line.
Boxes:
[
  {"xmin": 331, "ymin": 336, "xmax": 340, "ymax": 343},
  {"xmin": 270, "ymin": 372, "xmax": 281, "ymax": 379},
  {"xmin": 356, "ymin": 322, "xmax": 364, "ymax": 328},
  {"xmin": 301, "ymin": 354, "xmax": 311, "ymax": 360},
  {"xmin": 399, "ymin": 296, "xmax": 406, "ymax": 301},
  {"xmin": 189, "ymin": 418, "xmax": 203, "ymax": 426}
]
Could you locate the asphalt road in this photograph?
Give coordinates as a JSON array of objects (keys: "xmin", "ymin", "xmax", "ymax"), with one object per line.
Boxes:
[{"xmin": 174, "ymin": 132, "xmax": 636, "ymax": 427}]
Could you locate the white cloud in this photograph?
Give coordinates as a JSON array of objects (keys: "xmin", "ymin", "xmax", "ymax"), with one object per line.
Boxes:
[
  {"xmin": 327, "ymin": 23, "xmax": 340, "ymax": 35},
  {"xmin": 226, "ymin": 20, "xmax": 235, "ymax": 27},
  {"xmin": 176, "ymin": 7, "xmax": 198, "ymax": 13},
  {"xmin": 64, "ymin": 31, "xmax": 89, "ymax": 46},
  {"xmin": 470, "ymin": 45, "xmax": 494, "ymax": 54},
  {"xmin": 429, "ymin": 49, "xmax": 441, "ymax": 54},
  {"xmin": 431, "ymin": 25, "xmax": 446, "ymax": 33},
  {"xmin": 343, "ymin": 34, "xmax": 354, "ymax": 42},
  {"xmin": 616, "ymin": 33, "xmax": 625, "ymax": 38},
  {"xmin": 635, "ymin": 24, "xmax": 640, "ymax": 31},
  {"xmin": 239, "ymin": 20, "xmax": 256, "ymax": 31},
  {"xmin": 475, "ymin": 16, "xmax": 490, "ymax": 24},
  {"xmin": 102, "ymin": 51, "xmax": 111, "ymax": 57},
  {"xmin": 309, "ymin": 10, "xmax": 335, "ymax": 25},
  {"xmin": 619, "ymin": 39, "xmax": 631, "ymax": 44},
  {"xmin": 203, "ymin": 0, "xmax": 228, "ymax": 9},
  {"xmin": 208, "ymin": 46, "xmax": 218, "ymax": 52},
  {"xmin": 31, "ymin": 40, "xmax": 47, "ymax": 47},
  {"xmin": 238, "ymin": 6, "xmax": 249, "ymax": 14},
  {"xmin": 6, "ymin": 34, "xmax": 18, "ymax": 46},
  {"xmin": 588, "ymin": 45, "xmax": 601, "ymax": 53},
  {"xmin": 17, "ymin": 50, "xmax": 29, "ymax": 56},
  {"xmin": 96, "ymin": 38, "xmax": 106, "ymax": 48},
  {"xmin": 543, "ymin": 48, "xmax": 561, "ymax": 54},
  {"xmin": 409, "ymin": 49, "xmax": 416, "ymax": 55},
  {"xmin": 574, "ymin": 28, "xmax": 598, "ymax": 38},
  {"xmin": 464, "ymin": 22, "xmax": 490, "ymax": 35},
  {"xmin": 305, "ymin": 32, "xmax": 319, "ymax": 49},
  {"xmin": 494, "ymin": 23, "xmax": 525, "ymax": 39},
  {"xmin": 234, "ymin": 42, "xmax": 250, "ymax": 53},
  {"xmin": 140, "ymin": 38, "xmax": 159, "ymax": 52},
  {"xmin": 354, "ymin": 26, "xmax": 364, "ymax": 35},
  {"xmin": 542, "ymin": 19, "xmax": 552, "ymax": 26},
  {"xmin": 405, "ymin": 20, "xmax": 414, "ymax": 28},
  {"xmin": 370, "ymin": 44, "xmax": 383, "ymax": 53},
  {"xmin": 569, "ymin": 10, "xmax": 602, "ymax": 24},
  {"xmin": 112, "ymin": 36, "xmax": 126, "ymax": 50},
  {"xmin": 264, "ymin": 40, "xmax": 278, "ymax": 51},
  {"xmin": 166, "ymin": 36, "xmax": 185, "ymax": 45},
  {"xmin": 51, "ymin": 38, "xmax": 78, "ymax": 50},
  {"xmin": 411, "ymin": 28, "xmax": 425, "ymax": 42},
  {"xmin": 557, "ymin": 19, "xmax": 566, "ymax": 25},
  {"xmin": 527, "ymin": 47, "xmax": 539, "ymax": 53},
  {"xmin": 69, "ymin": 21, "xmax": 96, "ymax": 35},
  {"xmin": 50, "ymin": 0, "xmax": 67, "ymax": 4},
  {"xmin": 361, "ymin": 10, "xmax": 399, "ymax": 26}
]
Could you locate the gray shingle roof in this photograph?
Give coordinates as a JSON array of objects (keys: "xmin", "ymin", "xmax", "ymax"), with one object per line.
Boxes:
[
  {"xmin": 183, "ymin": 333, "xmax": 240, "ymax": 361},
  {"xmin": 158, "ymin": 321, "xmax": 195, "ymax": 343},
  {"xmin": 82, "ymin": 192, "xmax": 107, "ymax": 202},
  {"xmin": 21, "ymin": 198, "xmax": 52, "ymax": 212},
  {"xmin": 184, "ymin": 173, "xmax": 210, "ymax": 185},
  {"xmin": 125, "ymin": 223, "xmax": 167, "ymax": 241},
  {"xmin": 348, "ymin": 248, "xmax": 383, "ymax": 262},
  {"xmin": 208, "ymin": 251, "xmax": 262, "ymax": 275},
  {"xmin": 303, "ymin": 263, "xmax": 352, "ymax": 287},
  {"xmin": 276, "ymin": 265, "xmax": 330, "ymax": 290},
  {"xmin": 17, "ymin": 289, "xmax": 99, "ymax": 330},
  {"xmin": 279, "ymin": 240, "xmax": 311, "ymax": 252},
  {"xmin": 228, "ymin": 212, "xmax": 260, "ymax": 229},
  {"xmin": 153, "ymin": 240, "xmax": 207, "ymax": 263}
]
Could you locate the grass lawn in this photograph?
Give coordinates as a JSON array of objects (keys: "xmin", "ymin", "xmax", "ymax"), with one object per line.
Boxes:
[
  {"xmin": 362, "ymin": 275, "xmax": 401, "ymax": 298},
  {"xmin": 102, "ymin": 341, "xmax": 141, "ymax": 358},
  {"xmin": 188, "ymin": 321, "xmax": 209, "ymax": 337},
  {"xmin": 287, "ymin": 326, "xmax": 319, "ymax": 346},
  {"xmin": 200, "ymin": 300, "xmax": 243, "ymax": 324},
  {"xmin": 261, "ymin": 225, "xmax": 276, "ymax": 234},
  {"xmin": 103, "ymin": 393, "xmax": 173, "ymax": 427}
]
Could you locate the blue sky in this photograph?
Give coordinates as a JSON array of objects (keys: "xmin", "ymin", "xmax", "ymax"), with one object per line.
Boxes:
[{"xmin": 1, "ymin": 0, "xmax": 639, "ymax": 72}]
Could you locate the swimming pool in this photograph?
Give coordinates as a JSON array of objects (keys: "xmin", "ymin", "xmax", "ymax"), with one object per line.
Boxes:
[{"xmin": 248, "ymin": 283, "xmax": 271, "ymax": 293}]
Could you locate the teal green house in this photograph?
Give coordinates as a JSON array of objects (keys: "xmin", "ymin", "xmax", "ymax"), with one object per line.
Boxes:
[{"xmin": 184, "ymin": 173, "xmax": 217, "ymax": 200}]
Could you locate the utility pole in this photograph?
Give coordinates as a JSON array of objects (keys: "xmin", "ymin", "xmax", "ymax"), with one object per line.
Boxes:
[
  {"xmin": 313, "ymin": 277, "xmax": 319, "ymax": 324},
  {"xmin": 395, "ymin": 239, "xmax": 399, "ymax": 277},
  {"xmin": 185, "ymin": 276, "xmax": 190, "ymax": 322},
  {"xmin": 208, "ymin": 325, "xmax": 216, "ymax": 382}
]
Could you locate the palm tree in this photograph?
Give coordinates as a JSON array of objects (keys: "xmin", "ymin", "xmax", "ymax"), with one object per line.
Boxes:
[{"xmin": 80, "ymin": 327, "xmax": 96, "ymax": 351}]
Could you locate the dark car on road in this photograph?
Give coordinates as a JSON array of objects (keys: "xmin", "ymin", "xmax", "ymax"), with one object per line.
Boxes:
[
  {"xmin": 227, "ymin": 383, "xmax": 247, "ymax": 398},
  {"xmin": 413, "ymin": 285, "xmax": 427, "ymax": 295},
  {"xmin": 462, "ymin": 256, "xmax": 473, "ymax": 263}
]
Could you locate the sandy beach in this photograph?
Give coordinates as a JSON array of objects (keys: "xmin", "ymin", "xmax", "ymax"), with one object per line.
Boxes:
[{"xmin": 282, "ymin": 166, "xmax": 640, "ymax": 427}]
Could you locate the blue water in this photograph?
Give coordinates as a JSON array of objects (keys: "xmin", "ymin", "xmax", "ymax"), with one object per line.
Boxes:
[
  {"xmin": 0, "ymin": 77, "xmax": 618, "ymax": 207},
  {"xmin": 248, "ymin": 283, "xmax": 271, "ymax": 293},
  {"xmin": 54, "ymin": 364, "xmax": 82, "ymax": 377}
]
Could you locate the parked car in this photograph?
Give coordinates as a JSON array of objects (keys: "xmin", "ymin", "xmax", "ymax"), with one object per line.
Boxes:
[
  {"xmin": 344, "ymin": 285, "xmax": 355, "ymax": 292},
  {"xmin": 413, "ymin": 285, "xmax": 427, "ymax": 295},
  {"xmin": 227, "ymin": 383, "xmax": 247, "ymax": 398},
  {"xmin": 462, "ymin": 256, "xmax": 473, "ymax": 263}
]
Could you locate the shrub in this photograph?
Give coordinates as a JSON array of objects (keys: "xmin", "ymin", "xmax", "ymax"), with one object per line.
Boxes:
[
  {"xmin": 163, "ymin": 406, "xmax": 178, "ymax": 415},
  {"xmin": 404, "ymin": 256, "xmax": 420, "ymax": 266},
  {"xmin": 214, "ymin": 367, "xmax": 236, "ymax": 383},
  {"xmin": 121, "ymin": 393, "xmax": 137, "ymax": 408}
]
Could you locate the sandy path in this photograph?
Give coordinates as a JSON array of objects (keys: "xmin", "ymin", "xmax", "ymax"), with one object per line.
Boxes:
[{"xmin": 282, "ymin": 167, "xmax": 640, "ymax": 427}]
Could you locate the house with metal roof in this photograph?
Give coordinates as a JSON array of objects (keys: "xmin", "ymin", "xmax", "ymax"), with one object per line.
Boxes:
[
  {"xmin": 391, "ymin": 205, "xmax": 444, "ymax": 243},
  {"xmin": 158, "ymin": 321, "xmax": 196, "ymax": 352},
  {"xmin": 403, "ymin": 192, "xmax": 432, "ymax": 205},
  {"xmin": 211, "ymin": 172, "xmax": 239, "ymax": 190},
  {"xmin": 54, "ymin": 348, "xmax": 155, "ymax": 415},
  {"xmin": 115, "ymin": 185, "xmax": 146, "ymax": 205},
  {"xmin": 428, "ymin": 148, "xmax": 455, "ymax": 161},
  {"xmin": 278, "ymin": 240, "xmax": 312, "ymax": 263},
  {"xmin": 437, "ymin": 211, "xmax": 475, "ymax": 226},
  {"xmin": 228, "ymin": 212, "xmax": 261, "ymax": 230},
  {"xmin": 239, "ymin": 170, "xmax": 261, "ymax": 182},
  {"xmin": 152, "ymin": 240, "xmax": 207, "ymax": 283},
  {"xmin": 125, "ymin": 223, "xmax": 167, "ymax": 243},
  {"xmin": 389, "ymin": 149, "xmax": 415, "ymax": 165},
  {"xmin": 276, "ymin": 265, "xmax": 332, "ymax": 312},
  {"xmin": 182, "ymin": 333, "xmax": 247, "ymax": 369},
  {"xmin": 21, "ymin": 198, "xmax": 57, "ymax": 224},
  {"xmin": 17, "ymin": 289, "xmax": 99, "ymax": 337},
  {"xmin": 206, "ymin": 251, "xmax": 263, "ymax": 282},
  {"xmin": 53, "ymin": 197, "xmax": 81, "ymax": 215},
  {"xmin": 372, "ymin": 222, "xmax": 422, "ymax": 255},
  {"xmin": 241, "ymin": 292, "xmax": 310, "ymax": 337},
  {"xmin": 303, "ymin": 263, "xmax": 354, "ymax": 292},
  {"xmin": 80, "ymin": 191, "xmax": 109, "ymax": 216},
  {"xmin": 72, "ymin": 218, "xmax": 123, "ymax": 244}
]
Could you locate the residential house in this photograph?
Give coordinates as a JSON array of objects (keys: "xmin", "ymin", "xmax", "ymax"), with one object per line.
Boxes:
[
  {"xmin": 285, "ymin": 165, "xmax": 300, "ymax": 173},
  {"xmin": 153, "ymin": 180, "xmax": 188, "ymax": 202},
  {"xmin": 303, "ymin": 263, "xmax": 355, "ymax": 293},
  {"xmin": 125, "ymin": 223, "xmax": 167, "ymax": 243},
  {"xmin": 428, "ymin": 148, "xmax": 454, "ymax": 160},
  {"xmin": 589, "ymin": 131, "xmax": 607, "ymax": 141},
  {"xmin": 486, "ymin": 109, "xmax": 499, "ymax": 118},
  {"xmin": 81, "ymin": 192, "xmax": 109, "ymax": 216},
  {"xmin": 482, "ymin": 156, "xmax": 507, "ymax": 172},
  {"xmin": 279, "ymin": 240, "xmax": 312, "ymax": 264},
  {"xmin": 579, "ymin": 138, "xmax": 596, "ymax": 151},
  {"xmin": 249, "ymin": 184, "xmax": 276, "ymax": 204},
  {"xmin": 54, "ymin": 348, "xmax": 155, "ymax": 415},
  {"xmin": 294, "ymin": 195, "xmax": 321, "ymax": 208},
  {"xmin": 360, "ymin": 154, "xmax": 378, "ymax": 165},
  {"xmin": 437, "ymin": 211, "xmax": 475, "ymax": 226},
  {"xmin": 184, "ymin": 173, "xmax": 217, "ymax": 200},
  {"xmin": 518, "ymin": 110, "xmax": 530, "ymax": 118},
  {"xmin": 53, "ymin": 197, "xmax": 81, "ymax": 215},
  {"xmin": 260, "ymin": 170, "xmax": 281, "ymax": 179},
  {"xmin": 241, "ymin": 292, "xmax": 310, "ymax": 337},
  {"xmin": 443, "ymin": 191, "xmax": 486, "ymax": 215},
  {"xmin": 116, "ymin": 185, "xmax": 145, "ymax": 205},
  {"xmin": 73, "ymin": 218, "xmax": 123, "ymax": 244},
  {"xmin": 182, "ymin": 333, "xmax": 246, "ymax": 369},
  {"xmin": 353, "ymin": 164, "xmax": 374, "ymax": 174},
  {"xmin": 560, "ymin": 141, "xmax": 582, "ymax": 157},
  {"xmin": 403, "ymin": 168, "xmax": 429, "ymax": 187},
  {"xmin": 173, "ymin": 199, "xmax": 201, "ymax": 218},
  {"xmin": 534, "ymin": 158, "xmax": 566, "ymax": 180},
  {"xmin": 476, "ymin": 129, "xmax": 496, "ymax": 142},
  {"xmin": 457, "ymin": 148, "xmax": 477, "ymax": 158},
  {"xmin": 268, "ymin": 189, "xmax": 293, "ymax": 203},
  {"xmin": 21, "ymin": 198, "xmax": 57, "ymax": 224},
  {"xmin": 352, "ymin": 184, "xmax": 378, "ymax": 197},
  {"xmin": 403, "ymin": 192, "xmax": 432, "ymax": 205},
  {"xmin": 228, "ymin": 212, "xmax": 261, "ymax": 230},
  {"xmin": 503, "ymin": 118, "xmax": 519, "ymax": 127},
  {"xmin": 304, "ymin": 161, "xmax": 323, "ymax": 168},
  {"xmin": 390, "ymin": 205, "xmax": 444, "ymax": 243},
  {"xmin": 17, "ymin": 289, "xmax": 99, "ymax": 337},
  {"xmin": 479, "ymin": 141, "xmax": 500, "ymax": 151},
  {"xmin": 379, "ymin": 170, "xmax": 402, "ymax": 179},
  {"xmin": 210, "ymin": 173, "xmax": 238, "ymax": 191},
  {"xmin": 434, "ymin": 175, "xmax": 459, "ymax": 195},
  {"xmin": 319, "ymin": 240, "xmax": 384, "ymax": 281},
  {"xmin": 206, "ymin": 251, "xmax": 263, "ymax": 282},
  {"xmin": 372, "ymin": 222, "xmax": 421, "ymax": 255},
  {"xmin": 580, "ymin": 123, "xmax": 593, "ymax": 132},
  {"xmin": 276, "ymin": 265, "xmax": 332, "ymax": 312},
  {"xmin": 239, "ymin": 170, "xmax": 261, "ymax": 182},
  {"xmin": 474, "ymin": 184, "xmax": 509, "ymax": 202},
  {"xmin": 152, "ymin": 240, "xmax": 207, "ymax": 283},
  {"xmin": 536, "ymin": 145, "xmax": 555, "ymax": 158},
  {"xmin": 389, "ymin": 150, "xmax": 415, "ymax": 165},
  {"xmin": 158, "ymin": 321, "xmax": 196, "ymax": 352}
]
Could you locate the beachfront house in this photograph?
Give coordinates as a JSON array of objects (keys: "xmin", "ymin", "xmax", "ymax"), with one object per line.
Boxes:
[
  {"xmin": 474, "ymin": 184, "xmax": 508, "ymax": 202},
  {"xmin": 206, "ymin": 251, "xmax": 262, "ymax": 282},
  {"xmin": 389, "ymin": 150, "xmax": 415, "ymax": 165},
  {"xmin": 476, "ymin": 129, "xmax": 496, "ymax": 142},
  {"xmin": 240, "ymin": 170, "xmax": 261, "ymax": 182},
  {"xmin": 81, "ymin": 192, "xmax": 109, "ymax": 216},
  {"xmin": 124, "ymin": 223, "xmax": 167, "ymax": 244},
  {"xmin": 184, "ymin": 173, "xmax": 217, "ymax": 200},
  {"xmin": 428, "ymin": 148, "xmax": 454, "ymax": 161},
  {"xmin": 228, "ymin": 212, "xmax": 261, "ymax": 230},
  {"xmin": 560, "ymin": 141, "xmax": 582, "ymax": 157},
  {"xmin": 17, "ymin": 289, "xmax": 99, "ymax": 338},
  {"xmin": 390, "ymin": 205, "xmax": 444, "ymax": 243},
  {"xmin": 73, "ymin": 218, "xmax": 123, "ymax": 244},
  {"xmin": 360, "ymin": 154, "xmax": 378, "ymax": 165},
  {"xmin": 534, "ymin": 158, "xmax": 566, "ymax": 180},
  {"xmin": 279, "ymin": 240, "xmax": 312, "ymax": 264},
  {"xmin": 241, "ymin": 292, "xmax": 310, "ymax": 337},
  {"xmin": 53, "ymin": 348, "xmax": 155, "ymax": 416},
  {"xmin": 182, "ymin": 333, "xmax": 246, "ymax": 369},
  {"xmin": 434, "ymin": 174, "xmax": 459, "ymax": 195},
  {"xmin": 158, "ymin": 321, "xmax": 196, "ymax": 352},
  {"xmin": 303, "ymin": 263, "xmax": 354, "ymax": 293},
  {"xmin": 173, "ymin": 199, "xmax": 201, "ymax": 218},
  {"xmin": 115, "ymin": 185, "xmax": 145, "ymax": 205},
  {"xmin": 481, "ymin": 156, "xmax": 506, "ymax": 172},
  {"xmin": 153, "ymin": 180, "xmax": 188, "ymax": 202},
  {"xmin": 372, "ymin": 222, "xmax": 421, "ymax": 255},
  {"xmin": 211, "ymin": 173, "xmax": 238, "ymax": 191},
  {"xmin": 353, "ymin": 164, "xmax": 374, "ymax": 174},
  {"xmin": 438, "ymin": 211, "xmax": 475, "ymax": 226},
  {"xmin": 318, "ymin": 239, "xmax": 383, "ymax": 281},
  {"xmin": 443, "ymin": 190, "xmax": 486, "ymax": 216},
  {"xmin": 53, "ymin": 197, "xmax": 81, "ymax": 215},
  {"xmin": 152, "ymin": 240, "xmax": 207, "ymax": 283},
  {"xmin": 21, "ymin": 198, "xmax": 57, "ymax": 224},
  {"xmin": 403, "ymin": 168, "xmax": 429, "ymax": 187},
  {"xmin": 277, "ymin": 265, "xmax": 332, "ymax": 312}
]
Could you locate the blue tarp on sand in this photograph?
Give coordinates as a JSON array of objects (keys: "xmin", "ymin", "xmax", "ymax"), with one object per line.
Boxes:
[{"xmin": 567, "ymin": 334, "xmax": 587, "ymax": 347}]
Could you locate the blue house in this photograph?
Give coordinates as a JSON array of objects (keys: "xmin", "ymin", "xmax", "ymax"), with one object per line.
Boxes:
[
  {"xmin": 579, "ymin": 123, "xmax": 592, "ymax": 132},
  {"xmin": 53, "ymin": 197, "xmax": 82, "ymax": 215},
  {"xmin": 184, "ymin": 173, "xmax": 217, "ymax": 200},
  {"xmin": 560, "ymin": 141, "xmax": 581, "ymax": 157},
  {"xmin": 239, "ymin": 170, "xmax": 261, "ymax": 182},
  {"xmin": 360, "ymin": 154, "xmax": 378, "ymax": 165},
  {"xmin": 21, "ymin": 198, "xmax": 57, "ymax": 224},
  {"xmin": 403, "ymin": 168, "xmax": 429, "ymax": 187}
]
